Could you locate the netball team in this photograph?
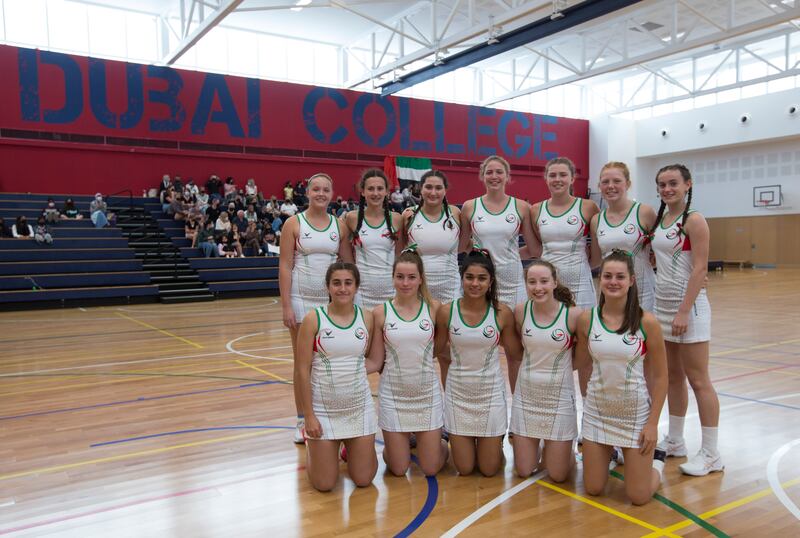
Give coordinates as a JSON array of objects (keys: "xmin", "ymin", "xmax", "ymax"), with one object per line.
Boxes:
[{"xmin": 279, "ymin": 156, "xmax": 722, "ymax": 505}]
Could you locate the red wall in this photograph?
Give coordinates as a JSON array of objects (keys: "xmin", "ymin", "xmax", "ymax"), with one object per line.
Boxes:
[{"xmin": 0, "ymin": 45, "xmax": 589, "ymax": 203}]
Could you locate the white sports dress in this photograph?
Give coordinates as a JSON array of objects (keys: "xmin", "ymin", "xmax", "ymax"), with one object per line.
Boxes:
[
  {"xmin": 406, "ymin": 207, "xmax": 461, "ymax": 303},
  {"xmin": 378, "ymin": 300, "xmax": 444, "ymax": 432},
  {"xmin": 290, "ymin": 213, "xmax": 340, "ymax": 320},
  {"xmin": 651, "ymin": 211, "xmax": 711, "ymax": 344},
  {"xmin": 510, "ymin": 301, "xmax": 577, "ymax": 441},
  {"xmin": 443, "ymin": 300, "xmax": 507, "ymax": 437},
  {"xmin": 470, "ymin": 197, "xmax": 526, "ymax": 308},
  {"xmin": 537, "ymin": 198, "xmax": 596, "ymax": 309},
  {"xmin": 595, "ymin": 202, "xmax": 656, "ymax": 311},
  {"xmin": 311, "ymin": 305, "xmax": 377, "ymax": 440},
  {"xmin": 353, "ymin": 218, "xmax": 395, "ymax": 310},
  {"xmin": 582, "ymin": 308, "xmax": 650, "ymax": 449}
]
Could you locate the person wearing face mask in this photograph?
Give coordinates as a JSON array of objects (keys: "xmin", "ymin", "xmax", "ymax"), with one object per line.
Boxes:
[
  {"xmin": 42, "ymin": 198, "xmax": 60, "ymax": 224},
  {"xmin": 60, "ymin": 198, "xmax": 83, "ymax": 220},
  {"xmin": 12, "ymin": 216, "xmax": 34, "ymax": 238},
  {"xmin": 34, "ymin": 216, "xmax": 54, "ymax": 245},
  {"xmin": 90, "ymin": 193, "xmax": 113, "ymax": 228}
]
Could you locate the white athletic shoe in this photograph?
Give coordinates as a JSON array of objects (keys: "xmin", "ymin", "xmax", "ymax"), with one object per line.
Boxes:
[
  {"xmin": 679, "ymin": 449, "xmax": 724, "ymax": 476},
  {"xmin": 294, "ymin": 419, "xmax": 306, "ymax": 444},
  {"xmin": 656, "ymin": 436, "xmax": 688, "ymax": 457}
]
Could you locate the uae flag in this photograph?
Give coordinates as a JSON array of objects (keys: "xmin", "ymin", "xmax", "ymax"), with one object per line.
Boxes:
[{"xmin": 387, "ymin": 156, "xmax": 432, "ymax": 182}]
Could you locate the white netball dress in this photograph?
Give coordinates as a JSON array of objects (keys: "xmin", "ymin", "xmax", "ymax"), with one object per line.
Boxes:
[
  {"xmin": 510, "ymin": 301, "xmax": 577, "ymax": 441},
  {"xmin": 310, "ymin": 305, "xmax": 377, "ymax": 440},
  {"xmin": 290, "ymin": 213, "xmax": 340, "ymax": 320},
  {"xmin": 378, "ymin": 300, "xmax": 444, "ymax": 432},
  {"xmin": 406, "ymin": 208, "xmax": 461, "ymax": 303},
  {"xmin": 595, "ymin": 202, "xmax": 656, "ymax": 311},
  {"xmin": 443, "ymin": 300, "xmax": 507, "ymax": 437},
  {"xmin": 470, "ymin": 197, "xmax": 526, "ymax": 308},
  {"xmin": 650, "ymin": 211, "xmax": 711, "ymax": 343},
  {"xmin": 537, "ymin": 198, "xmax": 596, "ymax": 309},
  {"xmin": 582, "ymin": 308, "xmax": 650, "ymax": 448},
  {"xmin": 353, "ymin": 218, "xmax": 395, "ymax": 309}
]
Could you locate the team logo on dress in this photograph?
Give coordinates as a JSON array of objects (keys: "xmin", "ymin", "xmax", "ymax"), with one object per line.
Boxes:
[
  {"xmin": 590, "ymin": 332, "xmax": 603, "ymax": 341},
  {"xmin": 623, "ymin": 223, "xmax": 637, "ymax": 235},
  {"xmin": 666, "ymin": 229, "xmax": 679, "ymax": 240},
  {"xmin": 354, "ymin": 327, "xmax": 366, "ymax": 340},
  {"xmin": 322, "ymin": 329, "xmax": 334, "ymax": 339},
  {"xmin": 551, "ymin": 329, "xmax": 567, "ymax": 342},
  {"xmin": 419, "ymin": 319, "xmax": 431, "ymax": 331},
  {"xmin": 360, "ymin": 229, "xmax": 369, "ymax": 235},
  {"xmin": 451, "ymin": 327, "xmax": 461, "ymax": 335},
  {"xmin": 598, "ymin": 229, "xmax": 606, "ymax": 236},
  {"xmin": 386, "ymin": 322, "xmax": 397, "ymax": 331},
  {"xmin": 540, "ymin": 218, "xmax": 549, "ymax": 226},
  {"xmin": 505, "ymin": 214, "xmax": 517, "ymax": 223},
  {"xmin": 330, "ymin": 231, "xmax": 339, "ymax": 241},
  {"xmin": 476, "ymin": 216, "xmax": 485, "ymax": 222},
  {"xmin": 524, "ymin": 328, "xmax": 532, "ymax": 336},
  {"xmin": 415, "ymin": 223, "xmax": 423, "ymax": 229},
  {"xmin": 303, "ymin": 232, "xmax": 311, "ymax": 238},
  {"xmin": 622, "ymin": 333, "xmax": 639, "ymax": 346},
  {"xmin": 567, "ymin": 215, "xmax": 579, "ymax": 225},
  {"xmin": 482, "ymin": 326, "xmax": 496, "ymax": 338}
]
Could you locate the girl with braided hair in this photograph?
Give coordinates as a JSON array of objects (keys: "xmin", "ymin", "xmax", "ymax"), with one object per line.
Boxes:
[
  {"xmin": 401, "ymin": 170, "xmax": 462, "ymax": 303},
  {"xmin": 650, "ymin": 164, "xmax": 722, "ymax": 477},
  {"xmin": 340, "ymin": 169, "xmax": 402, "ymax": 310}
]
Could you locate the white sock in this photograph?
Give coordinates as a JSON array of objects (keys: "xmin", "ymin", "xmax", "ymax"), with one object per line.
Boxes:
[
  {"xmin": 701, "ymin": 426, "xmax": 719, "ymax": 454},
  {"xmin": 652, "ymin": 459, "xmax": 665, "ymax": 481},
  {"xmin": 668, "ymin": 415, "xmax": 685, "ymax": 442}
]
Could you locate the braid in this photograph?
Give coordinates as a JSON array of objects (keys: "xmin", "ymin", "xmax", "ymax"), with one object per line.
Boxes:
[
  {"xmin": 383, "ymin": 196, "xmax": 397, "ymax": 241},
  {"xmin": 355, "ymin": 195, "xmax": 366, "ymax": 237},
  {"xmin": 680, "ymin": 187, "xmax": 692, "ymax": 233},
  {"xmin": 442, "ymin": 196, "xmax": 454, "ymax": 230},
  {"xmin": 649, "ymin": 200, "xmax": 667, "ymax": 238}
]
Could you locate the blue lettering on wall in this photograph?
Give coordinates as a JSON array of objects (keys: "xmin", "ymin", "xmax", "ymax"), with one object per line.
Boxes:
[
  {"xmin": 18, "ymin": 48, "xmax": 40, "ymax": 121},
  {"xmin": 88, "ymin": 59, "xmax": 143, "ymax": 129},
  {"xmin": 433, "ymin": 102, "xmax": 464, "ymax": 154},
  {"xmin": 352, "ymin": 94, "xmax": 396, "ymax": 147},
  {"xmin": 534, "ymin": 115, "xmax": 559, "ymax": 160},
  {"xmin": 18, "ymin": 49, "xmax": 84, "ymax": 124},
  {"xmin": 498, "ymin": 111, "xmax": 531, "ymax": 159},
  {"xmin": 398, "ymin": 98, "xmax": 431, "ymax": 152},
  {"xmin": 147, "ymin": 65, "xmax": 186, "ymax": 132},
  {"xmin": 191, "ymin": 73, "xmax": 244, "ymax": 137},
  {"xmin": 246, "ymin": 78, "xmax": 261, "ymax": 139},
  {"xmin": 476, "ymin": 107, "xmax": 496, "ymax": 156},
  {"xmin": 302, "ymin": 87, "xmax": 348, "ymax": 144}
]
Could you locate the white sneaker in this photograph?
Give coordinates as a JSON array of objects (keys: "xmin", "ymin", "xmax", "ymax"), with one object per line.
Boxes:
[
  {"xmin": 656, "ymin": 436, "xmax": 688, "ymax": 457},
  {"xmin": 679, "ymin": 449, "xmax": 724, "ymax": 476},
  {"xmin": 294, "ymin": 419, "xmax": 305, "ymax": 444}
]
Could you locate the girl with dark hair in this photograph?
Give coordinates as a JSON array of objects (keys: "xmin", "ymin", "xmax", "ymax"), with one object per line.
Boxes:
[
  {"xmin": 402, "ymin": 170, "xmax": 461, "ymax": 303},
  {"xmin": 12, "ymin": 216, "xmax": 33, "ymax": 238},
  {"xmin": 590, "ymin": 162, "xmax": 657, "ymax": 311},
  {"xmin": 340, "ymin": 168, "xmax": 401, "ymax": 309},
  {"xmin": 510, "ymin": 260, "xmax": 581, "ymax": 481},
  {"xmin": 367, "ymin": 249, "xmax": 448, "ymax": 477},
  {"xmin": 280, "ymin": 173, "xmax": 342, "ymax": 444},
  {"xmin": 434, "ymin": 249, "xmax": 522, "ymax": 476},
  {"xmin": 461, "ymin": 155, "xmax": 541, "ymax": 308},
  {"xmin": 650, "ymin": 164, "xmax": 722, "ymax": 476},
  {"xmin": 294, "ymin": 262, "xmax": 377, "ymax": 492},
  {"xmin": 532, "ymin": 157, "xmax": 599, "ymax": 309},
  {"xmin": 575, "ymin": 250, "xmax": 668, "ymax": 505}
]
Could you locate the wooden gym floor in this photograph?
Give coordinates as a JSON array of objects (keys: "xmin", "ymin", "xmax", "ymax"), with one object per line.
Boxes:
[{"xmin": 1, "ymin": 268, "xmax": 799, "ymax": 537}]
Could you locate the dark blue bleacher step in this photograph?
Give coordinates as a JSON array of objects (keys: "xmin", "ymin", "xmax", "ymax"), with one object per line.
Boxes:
[
  {"xmin": 0, "ymin": 249, "xmax": 137, "ymax": 261},
  {"xmin": 0, "ymin": 259, "xmax": 143, "ymax": 276},
  {"xmin": 0, "ymin": 284, "xmax": 158, "ymax": 304},
  {"xmin": 142, "ymin": 262, "xmax": 190, "ymax": 270},
  {"xmin": 161, "ymin": 293, "xmax": 214, "ymax": 304},
  {"xmin": 0, "ymin": 238, "xmax": 129, "ymax": 249},
  {"xmin": 0, "ymin": 272, "xmax": 151, "ymax": 291}
]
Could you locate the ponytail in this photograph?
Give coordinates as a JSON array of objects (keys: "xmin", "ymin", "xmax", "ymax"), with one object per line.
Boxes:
[
  {"xmin": 525, "ymin": 260, "xmax": 575, "ymax": 307},
  {"xmin": 598, "ymin": 250, "xmax": 642, "ymax": 335}
]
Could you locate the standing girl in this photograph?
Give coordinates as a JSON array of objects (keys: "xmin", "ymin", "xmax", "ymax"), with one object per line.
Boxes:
[
  {"xmin": 367, "ymin": 249, "xmax": 448, "ymax": 477},
  {"xmin": 294, "ymin": 262, "xmax": 377, "ymax": 492},
  {"xmin": 590, "ymin": 162, "xmax": 657, "ymax": 311},
  {"xmin": 340, "ymin": 169, "xmax": 401, "ymax": 310},
  {"xmin": 402, "ymin": 170, "xmax": 461, "ymax": 303},
  {"xmin": 650, "ymin": 164, "xmax": 722, "ymax": 476},
  {"xmin": 280, "ymin": 173, "xmax": 342, "ymax": 443},
  {"xmin": 461, "ymin": 156, "xmax": 541, "ymax": 308},
  {"xmin": 434, "ymin": 250, "xmax": 522, "ymax": 476},
  {"xmin": 532, "ymin": 157, "xmax": 599, "ymax": 309},
  {"xmin": 575, "ymin": 250, "xmax": 668, "ymax": 505},
  {"xmin": 510, "ymin": 260, "xmax": 580, "ymax": 481}
]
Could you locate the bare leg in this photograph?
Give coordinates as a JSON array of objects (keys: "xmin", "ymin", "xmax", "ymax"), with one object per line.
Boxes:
[
  {"xmin": 414, "ymin": 429, "xmax": 448, "ymax": 476},
  {"xmin": 476, "ymin": 436, "xmax": 504, "ymax": 477},
  {"xmin": 582, "ymin": 441, "xmax": 613, "ymax": 496},
  {"xmin": 382, "ymin": 431, "xmax": 411, "ymax": 476},
  {"xmin": 512, "ymin": 435, "xmax": 540, "ymax": 478},
  {"xmin": 543, "ymin": 440, "xmax": 574, "ymax": 483},
  {"xmin": 449, "ymin": 435, "xmax": 477, "ymax": 475},
  {"xmin": 289, "ymin": 326, "xmax": 302, "ymax": 416},
  {"xmin": 344, "ymin": 435, "xmax": 378, "ymax": 487},
  {"xmin": 681, "ymin": 342, "xmax": 719, "ymax": 427},
  {"xmin": 665, "ymin": 341, "xmax": 689, "ymax": 418},
  {"xmin": 620, "ymin": 447, "xmax": 661, "ymax": 506},
  {"xmin": 306, "ymin": 439, "xmax": 340, "ymax": 492}
]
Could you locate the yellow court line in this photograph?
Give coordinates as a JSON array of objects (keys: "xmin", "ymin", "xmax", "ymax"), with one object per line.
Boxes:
[
  {"xmin": 535, "ymin": 480, "xmax": 679, "ymax": 537},
  {"xmin": 0, "ymin": 429, "xmax": 279, "ymax": 482},
  {"xmin": 235, "ymin": 359, "xmax": 292, "ymax": 383},
  {"xmin": 115, "ymin": 312, "xmax": 204, "ymax": 349},
  {"xmin": 711, "ymin": 337, "xmax": 800, "ymax": 357},
  {"xmin": 710, "ymin": 360, "xmax": 800, "ymax": 378},
  {"xmin": 641, "ymin": 477, "xmax": 800, "ymax": 537}
]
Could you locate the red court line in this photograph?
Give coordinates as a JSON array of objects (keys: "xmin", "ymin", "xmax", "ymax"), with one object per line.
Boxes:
[{"xmin": 712, "ymin": 364, "xmax": 793, "ymax": 383}]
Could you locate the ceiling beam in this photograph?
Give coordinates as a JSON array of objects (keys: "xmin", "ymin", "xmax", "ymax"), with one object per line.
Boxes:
[{"xmin": 163, "ymin": 0, "xmax": 244, "ymax": 65}]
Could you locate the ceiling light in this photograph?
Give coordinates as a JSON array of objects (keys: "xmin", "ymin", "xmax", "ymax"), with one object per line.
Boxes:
[{"xmin": 291, "ymin": 0, "xmax": 311, "ymax": 11}]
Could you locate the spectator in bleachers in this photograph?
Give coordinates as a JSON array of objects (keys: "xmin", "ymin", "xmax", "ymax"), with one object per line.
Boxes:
[
  {"xmin": 206, "ymin": 197, "xmax": 222, "ymax": 224},
  {"xmin": 230, "ymin": 209, "xmax": 246, "ymax": 230},
  {"xmin": 185, "ymin": 178, "xmax": 199, "ymax": 198},
  {"xmin": 34, "ymin": 216, "xmax": 54, "ymax": 245},
  {"xmin": 410, "ymin": 182, "xmax": 422, "ymax": 206},
  {"xmin": 243, "ymin": 220, "xmax": 262, "ymax": 256},
  {"xmin": 293, "ymin": 179, "xmax": 307, "ymax": 207},
  {"xmin": 226, "ymin": 201, "xmax": 239, "ymax": 218},
  {"xmin": 159, "ymin": 174, "xmax": 172, "ymax": 194},
  {"xmin": 12, "ymin": 216, "xmax": 34, "ymax": 238},
  {"xmin": 230, "ymin": 223, "xmax": 245, "ymax": 258},
  {"xmin": 173, "ymin": 176, "xmax": 184, "ymax": 192},
  {"xmin": 196, "ymin": 187, "xmax": 209, "ymax": 214},
  {"xmin": 161, "ymin": 186, "xmax": 175, "ymax": 214},
  {"xmin": 271, "ymin": 214, "xmax": 283, "ymax": 236},
  {"xmin": 402, "ymin": 184, "xmax": 413, "ymax": 207},
  {"xmin": 244, "ymin": 204, "xmax": 259, "ymax": 224},
  {"xmin": 262, "ymin": 227, "xmax": 278, "ymax": 256},
  {"xmin": 60, "ymin": 198, "xmax": 83, "ymax": 220},
  {"xmin": 90, "ymin": 193, "xmax": 114, "ymax": 228},
  {"xmin": 0, "ymin": 217, "xmax": 9, "ymax": 237},
  {"xmin": 185, "ymin": 214, "xmax": 199, "ymax": 243},
  {"xmin": 265, "ymin": 195, "xmax": 280, "ymax": 217},
  {"xmin": 219, "ymin": 234, "xmax": 236, "ymax": 258},
  {"xmin": 206, "ymin": 174, "xmax": 223, "ymax": 200},
  {"xmin": 170, "ymin": 193, "xmax": 189, "ymax": 221},
  {"xmin": 390, "ymin": 185, "xmax": 405, "ymax": 212},
  {"xmin": 42, "ymin": 198, "xmax": 60, "ymax": 224},
  {"xmin": 215, "ymin": 210, "xmax": 232, "ymax": 234},
  {"xmin": 245, "ymin": 178, "xmax": 260, "ymax": 204},
  {"xmin": 283, "ymin": 180, "xmax": 294, "ymax": 203},
  {"xmin": 224, "ymin": 177, "xmax": 237, "ymax": 201},
  {"xmin": 194, "ymin": 220, "xmax": 218, "ymax": 258},
  {"xmin": 280, "ymin": 198, "xmax": 298, "ymax": 219}
]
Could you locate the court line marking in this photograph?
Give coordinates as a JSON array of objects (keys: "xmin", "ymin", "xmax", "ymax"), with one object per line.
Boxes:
[
  {"xmin": 0, "ymin": 428, "xmax": 281, "ymax": 482},
  {"xmin": 115, "ymin": 298, "xmax": 278, "ymax": 315},
  {"xmin": 235, "ymin": 359, "xmax": 291, "ymax": 383},
  {"xmin": 712, "ymin": 364, "xmax": 794, "ymax": 383},
  {"xmin": 767, "ymin": 438, "xmax": 800, "ymax": 521},
  {"xmin": 0, "ymin": 344, "xmax": 293, "ymax": 376},
  {"xmin": 115, "ymin": 312, "xmax": 203, "ymax": 349},
  {"xmin": 657, "ymin": 391, "xmax": 800, "ymax": 429},
  {"xmin": 395, "ymin": 454, "xmax": 439, "ymax": 538},
  {"xmin": 226, "ymin": 333, "xmax": 294, "ymax": 362},
  {"xmin": 440, "ymin": 469, "xmax": 548, "ymax": 537},
  {"xmin": 717, "ymin": 392, "xmax": 800, "ymax": 411},
  {"xmin": 90, "ymin": 425, "xmax": 293, "ymax": 447},
  {"xmin": 711, "ymin": 359, "xmax": 800, "ymax": 377},
  {"xmin": 641, "ymin": 476, "xmax": 800, "ymax": 537},
  {"xmin": 710, "ymin": 337, "xmax": 800, "ymax": 357}
]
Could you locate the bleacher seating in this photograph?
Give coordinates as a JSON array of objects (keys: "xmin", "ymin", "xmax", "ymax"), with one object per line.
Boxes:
[{"xmin": 190, "ymin": 254, "xmax": 279, "ymax": 294}]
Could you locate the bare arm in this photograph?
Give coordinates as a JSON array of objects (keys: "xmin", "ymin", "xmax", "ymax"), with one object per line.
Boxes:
[
  {"xmin": 673, "ymin": 213, "xmax": 710, "ymax": 336},
  {"xmin": 582, "ymin": 199, "xmax": 600, "ymax": 263},
  {"xmin": 391, "ymin": 211, "xmax": 403, "ymax": 257},
  {"xmin": 641, "ymin": 312, "xmax": 668, "ymax": 455},
  {"xmin": 338, "ymin": 212, "xmax": 355, "ymax": 264},
  {"xmin": 518, "ymin": 200, "xmax": 542, "ymax": 259},
  {"xmin": 501, "ymin": 304, "xmax": 523, "ymax": 394},
  {"xmin": 294, "ymin": 311, "xmax": 320, "ymax": 438},
  {"xmin": 573, "ymin": 309, "xmax": 592, "ymax": 372},
  {"xmin": 399, "ymin": 208, "xmax": 414, "ymax": 249},
  {"xmin": 278, "ymin": 216, "xmax": 299, "ymax": 330},
  {"xmin": 458, "ymin": 199, "xmax": 474, "ymax": 253},
  {"xmin": 434, "ymin": 302, "xmax": 452, "ymax": 388},
  {"xmin": 365, "ymin": 305, "xmax": 385, "ymax": 374},
  {"xmin": 589, "ymin": 213, "xmax": 602, "ymax": 269}
]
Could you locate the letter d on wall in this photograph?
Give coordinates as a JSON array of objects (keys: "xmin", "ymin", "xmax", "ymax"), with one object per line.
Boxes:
[{"xmin": 18, "ymin": 48, "xmax": 83, "ymax": 124}]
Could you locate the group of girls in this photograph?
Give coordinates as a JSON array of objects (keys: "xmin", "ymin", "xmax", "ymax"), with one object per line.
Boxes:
[{"xmin": 280, "ymin": 155, "xmax": 721, "ymax": 504}]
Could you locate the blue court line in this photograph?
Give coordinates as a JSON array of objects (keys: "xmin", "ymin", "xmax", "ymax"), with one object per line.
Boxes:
[
  {"xmin": 0, "ymin": 381, "xmax": 279, "ymax": 421},
  {"xmin": 718, "ymin": 392, "xmax": 800, "ymax": 411},
  {"xmin": 394, "ymin": 454, "xmax": 439, "ymax": 538},
  {"xmin": 91, "ymin": 425, "xmax": 294, "ymax": 447}
]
